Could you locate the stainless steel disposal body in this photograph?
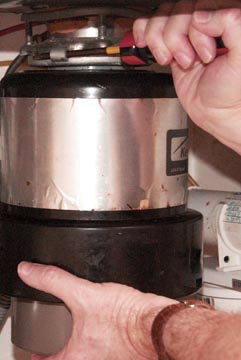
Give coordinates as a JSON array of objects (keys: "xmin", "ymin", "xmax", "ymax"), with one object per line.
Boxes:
[
  {"xmin": 1, "ymin": 77, "xmax": 188, "ymax": 212},
  {"xmin": 0, "ymin": 70, "xmax": 202, "ymax": 355}
]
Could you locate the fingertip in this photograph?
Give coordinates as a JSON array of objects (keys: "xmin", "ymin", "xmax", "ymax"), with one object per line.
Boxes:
[
  {"xmin": 152, "ymin": 48, "xmax": 172, "ymax": 66},
  {"xmin": 18, "ymin": 261, "xmax": 34, "ymax": 277},
  {"xmin": 193, "ymin": 10, "xmax": 213, "ymax": 25},
  {"xmin": 188, "ymin": 25, "xmax": 217, "ymax": 66},
  {"xmin": 133, "ymin": 17, "xmax": 148, "ymax": 48},
  {"xmin": 135, "ymin": 36, "xmax": 147, "ymax": 48},
  {"xmin": 174, "ymin": 51, "xmax": 195, "ymax": 70},
  {"xmin": 200, "ymin": 47, "xmax": 215, "ymax": 64}
]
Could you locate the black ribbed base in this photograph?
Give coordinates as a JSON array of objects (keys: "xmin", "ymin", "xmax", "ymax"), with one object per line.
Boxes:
[{"xmin": 0, "ymin": 208, "xmax": 202, "ymax": 302}]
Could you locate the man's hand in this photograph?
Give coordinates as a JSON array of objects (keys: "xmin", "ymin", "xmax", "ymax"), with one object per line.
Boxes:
[
  {"xmin": 18, "ymin": 262, "xmax": 176, "ymax": 360},
  {"xmin": 133, "ymin": 1, "xmax": 241, "ymax": 154}
]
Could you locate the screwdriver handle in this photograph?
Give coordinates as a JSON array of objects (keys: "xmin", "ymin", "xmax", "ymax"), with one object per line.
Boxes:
[{"xmin": 120, "ymin": 31, "xmax": 154, "ymax": 66}]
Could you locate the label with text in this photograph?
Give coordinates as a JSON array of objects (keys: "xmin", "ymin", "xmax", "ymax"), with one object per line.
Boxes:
[{"xmin": 166, "ymin": 129, "xmax": 188, "ymax": 176}]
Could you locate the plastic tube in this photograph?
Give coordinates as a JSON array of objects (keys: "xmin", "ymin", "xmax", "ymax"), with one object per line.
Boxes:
[
  {"xmin": 0, "ymin": 22, "xmax": 40, "ymax": 37},
  {"xmin": 0, "ymin": 23, "xmax": 26, "ymax": 37}
]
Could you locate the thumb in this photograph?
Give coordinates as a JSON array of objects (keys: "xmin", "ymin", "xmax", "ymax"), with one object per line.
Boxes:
[
  {"xmin": 192, "ymin": 8, "xmax": 241, "ymax": 57},
  {"xmin": 18, "ymin": 262, "xmax": 96, "ymax": 311}
]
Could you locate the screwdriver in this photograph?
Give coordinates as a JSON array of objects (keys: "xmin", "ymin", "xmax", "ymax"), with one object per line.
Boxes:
[{"xmin": 35, "ymin": 31, "xmax": 227, "ymax": 65}]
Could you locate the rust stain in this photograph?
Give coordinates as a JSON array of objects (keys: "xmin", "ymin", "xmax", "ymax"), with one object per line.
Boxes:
[
  {"xmin": 206, "ymin": 201, "xmax": 210, "ymax": 206},
  {"xmin": 167, "ymin": 202, "xmax": 170, "ymax": 208},
  {"xmin": 26, "ymin": 181, "xmax": 31, "ymax": 186}
]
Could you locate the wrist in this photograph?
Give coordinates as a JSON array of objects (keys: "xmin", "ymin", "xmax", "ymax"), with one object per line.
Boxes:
[
  {"xmin": 196, "ymin": 106, "xmax": 241, "ymax": 156},
  {"xmin": 126, "ymin": 294, "xmax": 177, "ymax": 359}
]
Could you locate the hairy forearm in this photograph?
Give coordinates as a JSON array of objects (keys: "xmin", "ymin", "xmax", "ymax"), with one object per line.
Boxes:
[{"xmin": 161, "ymin": 307, "xmax": 241, "ymax": 360}]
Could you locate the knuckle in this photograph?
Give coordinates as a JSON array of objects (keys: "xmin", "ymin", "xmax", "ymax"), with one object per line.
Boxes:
[
  {"xmin": 133, "ymin": 18, "xmax": 142, "ymax": 33},
  {"xmin": 40, "ymin": 266, "xmax": 58, "ymax": 285},
  {"xmin": 133, "ymin": 17, "xmax": 148, "ymax": 33},
  {"xmin": 224, "ymin": 8, "xmax": 241, "ymax": 23},
  {"xmin": 147, "ymin": 16, "xmax": 166, "ymax": 32}
]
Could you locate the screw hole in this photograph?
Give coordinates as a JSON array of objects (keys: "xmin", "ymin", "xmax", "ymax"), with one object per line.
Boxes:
[{"xmin": 224, "ymin": 256, "xmax": 229, "ymax": 263}]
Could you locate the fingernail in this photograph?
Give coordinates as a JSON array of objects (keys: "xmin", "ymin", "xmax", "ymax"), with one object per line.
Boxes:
[
  {"xmin": 201, "ymin": 47, "xmax": 213, "ymax": 63},
  {"xmin": 18, "ymin": 262, "xmax": 33, "ymax": 276},
  {"xmin": 153, "ymin": 49, "xmax": 170, "ymax": 65},
  {"xmin": 194, "ymin": 11, "xmax": 212, "ymax": 23},
  {"xmin": 175, "ymin": 52, "xmax": 193, "ymax": 69},
  {"xmin": 135, "ymin": 34, "xmax": 146, "ymax": 47}
]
